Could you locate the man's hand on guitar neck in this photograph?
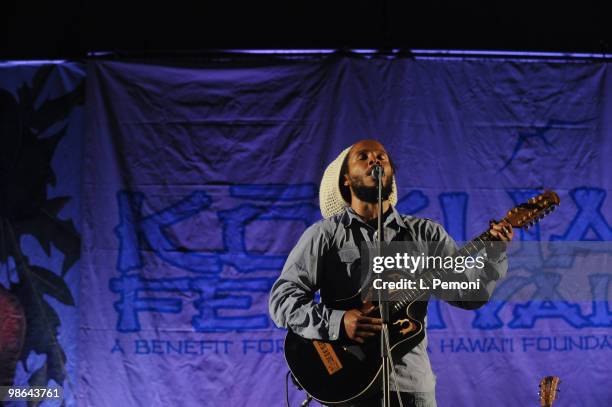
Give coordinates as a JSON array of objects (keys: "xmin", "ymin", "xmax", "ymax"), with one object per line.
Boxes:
[
  {"xmin": 487, "ymin": 220, "xmax": 514, "ymax": 260},
  {"xmin": 489, "ymin": 220, "xmax": 514, "ymax": 242},
  {"xmin": 341, "ymin": 303, "xmax": 382, "ymax": 344}
]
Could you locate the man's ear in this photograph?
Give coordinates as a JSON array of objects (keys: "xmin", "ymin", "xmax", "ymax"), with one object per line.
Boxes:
[{"xmin": 343, "ymin": 174, "xmax": 350, "ymax": 187}]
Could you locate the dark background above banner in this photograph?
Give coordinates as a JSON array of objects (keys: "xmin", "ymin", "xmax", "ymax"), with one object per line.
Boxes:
[{"xmin": 1, "ymin": 1, "xmax": 611, "ymax": 59}]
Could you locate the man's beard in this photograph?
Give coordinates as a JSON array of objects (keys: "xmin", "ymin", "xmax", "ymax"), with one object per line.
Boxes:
[{"xmin": 349, "ymin": 175, "xmax": 393, "ymax": 203}]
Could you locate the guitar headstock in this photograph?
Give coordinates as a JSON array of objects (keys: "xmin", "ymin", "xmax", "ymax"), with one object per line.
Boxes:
[
  {"xmin": 504, "ymin": 190, "xmax": 560, "ymax": 230},
  {"xmin": 539, "ymin": 375, "xmax": 560, "ymax": 407}
]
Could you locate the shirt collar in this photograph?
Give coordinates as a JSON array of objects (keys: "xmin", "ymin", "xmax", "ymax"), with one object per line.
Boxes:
[{"xmin": 341, "ymin": 205, "xmax": 408, "ymax": 230}]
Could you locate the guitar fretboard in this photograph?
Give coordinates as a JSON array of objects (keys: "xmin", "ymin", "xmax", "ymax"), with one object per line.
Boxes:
[{"xmin": 388, "ymin": 229, "xmax": 495, "ymax": 313}]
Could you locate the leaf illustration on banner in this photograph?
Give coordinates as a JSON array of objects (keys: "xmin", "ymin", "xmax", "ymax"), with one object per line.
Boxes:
[
  {"xmin": 21, "ymin": 266, "xmax": 75, "ymax": 306},
  {"xmin": 14, "ymin": 197, "xmax": 81, "ymax": 275},
  {"xmin": 0, "ymin": 64, "xmax": 83, "ymax": 401}
]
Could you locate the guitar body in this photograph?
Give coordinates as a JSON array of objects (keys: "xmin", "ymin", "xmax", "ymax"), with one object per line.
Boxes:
[{"xmin": 284, "ymin": 298, "xmax": 427, "ymax": 405}]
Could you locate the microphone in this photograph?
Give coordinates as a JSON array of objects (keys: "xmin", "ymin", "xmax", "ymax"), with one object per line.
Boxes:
[{"xmin": 371, "ymin": 165, "xmax": 384, "ymax": 181}]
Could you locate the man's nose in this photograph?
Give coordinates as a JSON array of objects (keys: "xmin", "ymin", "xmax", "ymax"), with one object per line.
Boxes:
[{"xmin": 368, "ymin": 155, "xmax": 381, "ymax": 166}]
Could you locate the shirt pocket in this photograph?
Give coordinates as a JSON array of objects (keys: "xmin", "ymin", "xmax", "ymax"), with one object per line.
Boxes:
[{"xmin": 338, "ymin": 246, "xmax": 361, "ymax": 277}]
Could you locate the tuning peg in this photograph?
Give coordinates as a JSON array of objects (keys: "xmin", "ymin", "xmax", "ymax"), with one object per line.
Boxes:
[{"xmin": 524, "ymin": 224, "xmax": 530, "ymax": 231}]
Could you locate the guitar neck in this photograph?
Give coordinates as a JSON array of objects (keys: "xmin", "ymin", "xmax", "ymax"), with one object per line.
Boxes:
[
  {"xmin": 388, "ymin": 228, "xmax": 495, "ymax": 313},
  {"xmin": 385, "ymin": 190, "xmax": 560, "ymax": 313},
  {"xmin": 539, "ymin": 376, "xmax": 560, "ymax": 407}
]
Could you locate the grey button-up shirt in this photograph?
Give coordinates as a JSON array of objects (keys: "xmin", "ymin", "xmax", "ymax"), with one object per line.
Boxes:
[{"xmin": 269, "ymin": 205, "xmax": 507, "ymax": 392}]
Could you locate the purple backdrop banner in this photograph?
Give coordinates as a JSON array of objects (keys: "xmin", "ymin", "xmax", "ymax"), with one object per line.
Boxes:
[{"xmin": 76, "ymin": 57, "xmax": 612, "ymax": 406}]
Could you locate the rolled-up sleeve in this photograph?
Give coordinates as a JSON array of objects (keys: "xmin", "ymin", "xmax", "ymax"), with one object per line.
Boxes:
[{"xmin": 268, "ymin": 222, "xmax": 346, "ymax": 341}]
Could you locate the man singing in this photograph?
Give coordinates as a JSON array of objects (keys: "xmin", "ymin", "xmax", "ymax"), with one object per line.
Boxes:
[{"xmin": 269, "ymin": 140, "xmax": 514, "ymax": 406}]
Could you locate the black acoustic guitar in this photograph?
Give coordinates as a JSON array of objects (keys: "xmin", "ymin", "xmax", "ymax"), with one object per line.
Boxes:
[{"xmin": 284, "ymin": 191, "xmax": 560, "ymax": 405}]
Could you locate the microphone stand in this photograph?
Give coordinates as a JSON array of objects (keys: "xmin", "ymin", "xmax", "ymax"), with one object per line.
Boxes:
[{"xmin": 374, "ymin": 166, "xmax": 391, "ymax": 407}]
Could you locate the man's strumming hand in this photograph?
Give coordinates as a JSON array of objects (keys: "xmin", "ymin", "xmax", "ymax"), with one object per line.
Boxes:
[{"xmin": 342, "ymin": 304, "xmax": 382, "ymax": 344}]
